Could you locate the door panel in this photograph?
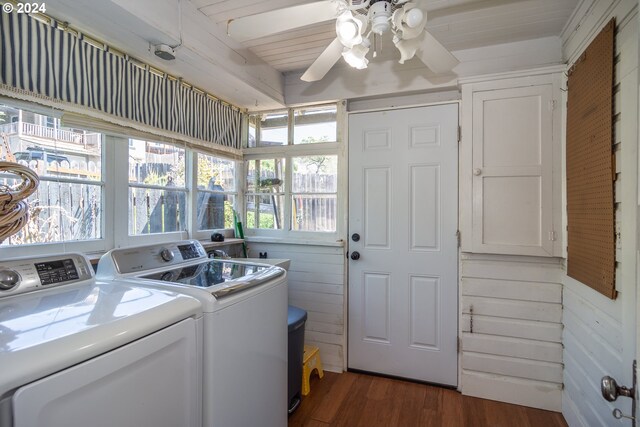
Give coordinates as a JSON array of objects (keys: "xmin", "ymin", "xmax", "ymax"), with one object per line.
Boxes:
[
  {"xmin": 363, "ymin": 167, "xmax": 391, "ymax": 249},
  {"xmin": 363, "ymin": 273, "xmax": 391, "ymax": 343},
  {"xmin": 348, "ymin": 104, "xmax": 458, "ymax": 386},
  {"xmin": 410, "ymin": 165, "xmax": 440, "ymax": 251},
  {"xmin": 409, "ymin": 275, "xmax": 439, "ymax": 349}
]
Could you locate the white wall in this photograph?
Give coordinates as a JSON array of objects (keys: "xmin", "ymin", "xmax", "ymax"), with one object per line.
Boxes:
[
  {"xmin": 561, "ymin": 1, "xmax": 639, "ymax": 426},
  {"xmin": 460, "ymin": 254, "xmax": 564, "ymax": 411},
  {"xmin": 246, "ymin": 241, "xmax": 346, "ymax": 373},
  {"xmin": 285, "ymin": 36, "xmax": 563, "ymax": 106}
]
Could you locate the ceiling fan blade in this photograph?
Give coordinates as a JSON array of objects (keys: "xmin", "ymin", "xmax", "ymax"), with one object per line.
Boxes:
[
  {"xmin": 228, "ymin": 1, "xmax": 340, "ymax": 43},
  {"xmin": 416, "ymin": 31, "xmax": 459, "ymax": 74},
  {"xmin": 301, "ymin": 38, "xmax": 344, "ymax": 82}
]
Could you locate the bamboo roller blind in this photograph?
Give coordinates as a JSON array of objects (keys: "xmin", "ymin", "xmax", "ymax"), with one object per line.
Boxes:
[{"xmin": 566, "ymin": 19, "xmax": 616, "ymax": 299}]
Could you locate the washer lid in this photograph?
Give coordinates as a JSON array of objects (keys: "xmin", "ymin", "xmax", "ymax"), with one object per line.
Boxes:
[{"xmin": 0, "ymin": 279, "xmax": 202, "ymax": 396}]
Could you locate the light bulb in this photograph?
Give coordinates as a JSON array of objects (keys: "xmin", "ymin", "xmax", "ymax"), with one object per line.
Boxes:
[
  {"xmin": 338, "ymin": 20, "xmax": 359, "ymax": 42},
  {"xmin": 405, "ymin": 8, "xmax": 424, "ymax": 28}
]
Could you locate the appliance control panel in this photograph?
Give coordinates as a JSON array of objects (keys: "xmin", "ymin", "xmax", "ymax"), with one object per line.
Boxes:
[
  {"xmin": 0, "ymin": 254, "xmax": 94, "ymax": 297},
  {"xmin": 104, "ymin": 240, "xmax": 208, "ymax": 276}
]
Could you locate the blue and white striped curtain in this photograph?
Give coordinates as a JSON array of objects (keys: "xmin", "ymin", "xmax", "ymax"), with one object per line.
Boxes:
[{"xmin": 0, "ymin": 11, "xmax": 242, "ymax": 150}]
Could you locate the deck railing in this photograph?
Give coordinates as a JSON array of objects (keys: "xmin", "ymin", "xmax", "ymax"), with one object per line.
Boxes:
[{"xmin": 0, "ymin": 121, "xmax": 100, "ymax": 148}]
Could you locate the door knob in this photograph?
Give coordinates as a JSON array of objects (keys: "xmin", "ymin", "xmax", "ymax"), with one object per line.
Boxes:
[
  {"xmin": 473, "ymin": 168, "xmax": 482, "ymax": 176},
  {"xmin": 601, "ymin": 376, "xmax": 634, "ymax": 401},
  {"xmin": 350, "ymin": 251, "xmax": 360, "ymax": 260},
  {"xmin": 351, "ymin": 233, "xmax": 360, "ymax": 242}
]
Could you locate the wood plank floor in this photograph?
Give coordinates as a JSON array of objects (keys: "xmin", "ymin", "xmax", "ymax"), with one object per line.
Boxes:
[{"xmin": 289, "ymin": 372, "xmax": 568, "ymax": 427}]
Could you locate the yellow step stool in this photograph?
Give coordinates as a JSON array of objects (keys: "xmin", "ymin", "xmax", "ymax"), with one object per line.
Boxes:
[{"xmin": 302, "ymin": 345, "xmax": 324, "ymax": 396}]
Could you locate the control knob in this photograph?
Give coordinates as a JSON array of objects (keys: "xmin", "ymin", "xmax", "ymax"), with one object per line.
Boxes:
[
  {"xmin": 160, "ymin": 248, "xmax": 174, "ymax": 262},
  {"xmin": 0, "ymin": 270, "xmax": 20, "ymax": 291}
]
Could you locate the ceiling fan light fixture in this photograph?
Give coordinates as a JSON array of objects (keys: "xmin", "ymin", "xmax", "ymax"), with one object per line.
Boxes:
[
  {"xmin": 369, "ymin": 1, "xmax": 392, "ymax": 35},
  {"xmin": 342, "ymin": 39, "xmax": 370, "ymax": 69},
  {"xmin": 336, "ymin": 11, "xmax": 365, "ymax": 48},
  {"xmin": 393, "ymin": 36, "xmax": 419, "ymax": 64},
  {"xmin": 404, "ymin": 7, "xmax": 424, "ymax": 28}
]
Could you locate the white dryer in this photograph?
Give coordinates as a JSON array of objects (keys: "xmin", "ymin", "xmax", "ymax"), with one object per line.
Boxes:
[
  {"xmin": 0, "ymin": 253, "xmax": 203, "ymax": 427},
  {"xmin": 97, "ymin": 240, "xmax": 288, "ymax": 427}
]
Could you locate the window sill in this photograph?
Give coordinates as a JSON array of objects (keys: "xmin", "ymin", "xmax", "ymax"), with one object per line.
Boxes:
[
  {"xmin": 198, "ymin": 238, "xmax": 245, "ymax": 248},
  {"xmin": 244, "ymin": 236, "xmax": 344, "ymax": 247}
]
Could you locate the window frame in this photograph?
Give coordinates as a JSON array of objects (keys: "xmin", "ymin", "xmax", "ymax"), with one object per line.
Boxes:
[
  {"xmin": 112, "ymin": 138, "xmax": 190, "ymax": 247},
  {"xmin": 0, "ymin": 128, "xmax": 111, "ymax": 258},
  {"xmin": 290, "ymin": 154, "xmax": 339, "ymax": 232},
  {"xmin": 243, "ymin": 102, "xmax": 345, "ymax": 242},
  {"xmin": 0, "ymin": 97, "xmax": 339, "ymax": 259},
  {"xmin": 191, "ymin": 150, "xmax": 240, "ymax": 240}
]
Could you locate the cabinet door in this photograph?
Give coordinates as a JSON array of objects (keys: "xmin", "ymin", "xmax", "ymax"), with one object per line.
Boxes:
[{"xmin": 471, "ymin": 84, "xmax": 555, "ymax": 256}]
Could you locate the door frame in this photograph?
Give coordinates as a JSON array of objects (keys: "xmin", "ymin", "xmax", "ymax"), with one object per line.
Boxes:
[{"xmin": 343, "ymin": 100, "xmax": 462, "ymax": 384}]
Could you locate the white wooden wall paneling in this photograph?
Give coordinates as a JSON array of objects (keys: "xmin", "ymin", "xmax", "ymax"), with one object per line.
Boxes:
[
  {"xmin": 463, "ymin": 277, "xmax": 562, "ymax": 303},
  {"xmin": 462, "ymin": 371, "xmax": 562, "ymax": 411},
  {"xmin": 461, "ymin": 314, "xmax": 563, "ymax": 342},
  {"xmin": 459, "ymin": 254, "xmax": 564, "ymax": 411},
  {"xmin": 246, "ymin": 242, "xmax": 346, "ymax": 372},
  {"xmin": 561, "ymin": 1, "xmax": 638, "ymax": 425},
  {"xmin": 462, "ymin": 297, "xmax": 562, "ymax": 322},
  {"xmin": 462, "ymin": 333, "xmax": 563, "ymax": 364},
  {"xmin": 462, "ymin": 352, "xmax": 564, "ymax": 383}
]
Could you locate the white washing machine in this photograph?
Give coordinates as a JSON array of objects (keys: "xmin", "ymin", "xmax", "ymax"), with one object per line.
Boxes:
[
  {"xmin": 97, "ymin": 240, "xmax": 288, "ymax": 427},
  {"xmin": 0, "ymin": 253, "xmax": 203, "ymax": 427}
]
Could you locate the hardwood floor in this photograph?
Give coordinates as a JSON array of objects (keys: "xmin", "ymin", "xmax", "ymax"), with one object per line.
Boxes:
[{"xmin": 288, "ymin": 372, "xmax": 568, "ymax": 427}]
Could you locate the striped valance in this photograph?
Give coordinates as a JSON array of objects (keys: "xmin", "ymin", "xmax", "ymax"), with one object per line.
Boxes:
[{"xmin": 0, "ymin": 11, "xmax": 242, "ymax": 150}]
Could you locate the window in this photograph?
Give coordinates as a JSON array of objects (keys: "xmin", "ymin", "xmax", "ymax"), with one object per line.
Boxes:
[
  {"xmin": 245, "ymin": 103, "xmax": 341, "ymax": 237},
  {"xmin": 292, "ymin": 156, "xmax": 338, "ymax": 232},
  {"xmin": 293, "ymin": 105, "xmax": 337, "ymax": 144},
  {"xmin": 245, "ymin": 158, "xmax": 286, "ymax": 229},
  {"xmin": 196, "ymin": 153, "xmax": 237, "ymax": 230},
  {"xmin": 128, "ymin": 139, "xmax": 187, "ymax": 235},
  {"xmin": 247, "ymin": 111, "xmax": 288, "ymax": 148},
  {"xmin": 0, "ymin": 103, "xmax": 104, "ymax": 246},
  {"xmin": 0, "ymin": 99, "xmax": 242, "ymax": 256}
]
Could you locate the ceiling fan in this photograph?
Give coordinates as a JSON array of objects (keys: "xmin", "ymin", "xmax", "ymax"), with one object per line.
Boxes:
[{"xmin": 227, "ymin": 0, "xmax": 459, "ymax": 82}]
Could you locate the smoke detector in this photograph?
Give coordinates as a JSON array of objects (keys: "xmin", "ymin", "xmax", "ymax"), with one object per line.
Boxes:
[{"xmin": 153, "ymin": 44, "xmax": 176, "ymax": 61}]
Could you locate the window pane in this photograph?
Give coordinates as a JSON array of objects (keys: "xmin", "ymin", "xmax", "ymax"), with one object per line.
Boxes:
[
  {"xmin": 1, "ymin": 104, "xmax": 103, "ymax": 181},
  {"xmin": 293, "ymin": 105, "xmax": 337, "ymax": 144},
  {"xmin": 0, "ymin": 179, "xmax": 103, "ymax": 245},
  {"xmin": 257, "ymin": 111, "xmax": 288, "ymax": 146},
  {"xmin": 129, "ymin": 188, "xmax": 187, "ymax": 235},
  {"xmin": 197, "ymin": 153, "xmax": 236, "ymax": 192},
  {"xmin": 246, "ymin": 159, "xmax": 285, "ymax": 193},
  {"xmin": 248, "ymin": 115, "xmax": 257, "ymax": 148},
  {"xmin": 246, "ymin": 195, "xmax": 284, "ymax": 230},
  {"xmin": 292, "ymin": 156, "xmax": 338, "ymax": 193},
  {"xmin": 129, "ymin": 139, "xmax": 186, "ymax": 187},
  {"xmin": 197, "ymin": 193, "xmax": 235, "ymax": 230},
  {"xmin": 292, "ymin": 195, "xmax": 337, "ymax": 232}
]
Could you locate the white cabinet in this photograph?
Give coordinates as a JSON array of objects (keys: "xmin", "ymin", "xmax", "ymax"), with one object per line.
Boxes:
[{"xmin": 460, "ymin": 73, "xmax": 562, "ymax": 257}]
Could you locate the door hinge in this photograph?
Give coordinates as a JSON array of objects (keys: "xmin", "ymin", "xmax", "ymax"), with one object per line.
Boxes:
[
  {"xmin": 549, "ymin": 231, "xmax": 557, "ymax": 241},
  {"xmin": 549, "ymin": 99, "xmax": 557, "ymax": 111},
  {"xmin": 457, "ymin": 125, "xmax": 461, "ymax": 143},
  {"xmin": 456, "ymin": 230, "xmax": 461, "ymax": 248},
  {"xmin": 457, "ymin": 336, "xmax": 461, "ymax": 353}
]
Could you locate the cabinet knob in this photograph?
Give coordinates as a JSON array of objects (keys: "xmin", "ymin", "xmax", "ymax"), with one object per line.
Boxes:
[{"xmin": 473, "ymin": 168, "xmax": 482, "ymax": 176}]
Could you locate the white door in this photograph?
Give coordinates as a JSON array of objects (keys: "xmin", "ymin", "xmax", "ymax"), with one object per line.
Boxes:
[{"xmin": 348, "ymin": 104, "xmax": 459, "ymax": 386}]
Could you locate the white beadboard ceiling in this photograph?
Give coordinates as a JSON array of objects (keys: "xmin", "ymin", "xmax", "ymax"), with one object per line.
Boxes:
[
  {"xmin": 40, "ymin": 0, "xmax": 579, "ymax": 108},
  {"xmin": 193, "ymin": 0, "xmax": 579, "ymax": 73}
]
